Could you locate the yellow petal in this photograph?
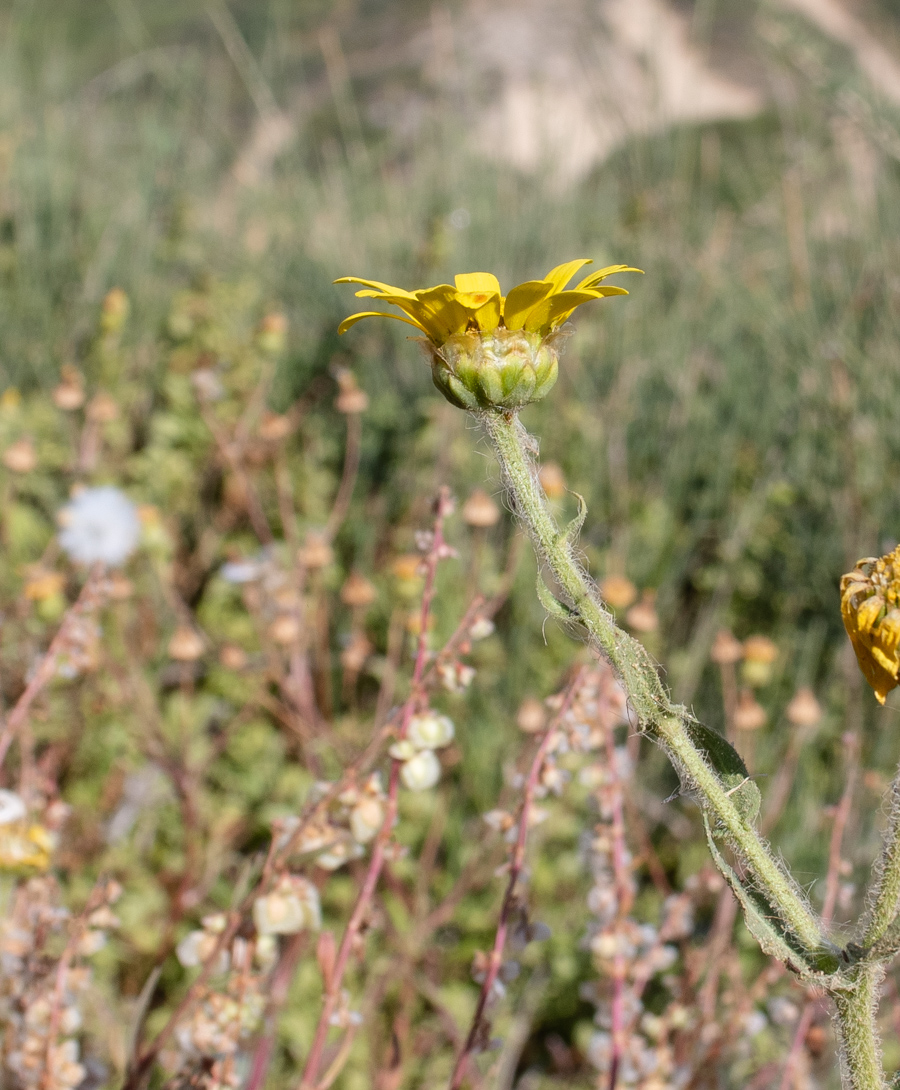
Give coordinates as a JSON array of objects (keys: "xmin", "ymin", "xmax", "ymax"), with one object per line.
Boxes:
[
  {"xmin": 871, "ymin": 645, "xmax": 900, "ymax": 674},
  {"xmin": 503, "ymin": 280, "xmax": 555, "ymax": 331},
  {"xmin": 523, "ymin": 289, "xmax": 605, "ymax": 333},
  {"xmin": 575, "ymin": 265, "xmax": 644, "ymax": 290},
  {"xmin": 541, "ymin": 259, "xmax": 593, "ymax": 293},
  {"xmin": 338, "ymin": 311, "xmax": 427, "ymax": 335},
  {"xmin": 350, "ymin": 291, "xmax": 458, "ymax": 342},
  {"xmin": 856, "ymin": 596, "xmax": 885, "ymax": 635},
  {"xmin": 334, "ymin": 276, "xmax": 418, "ymax": 299},
  {"xmin": 454, "ymin": 272, "xmax": 501, "ymax": 295},
  {"xmin": 413, "ymin": 285, "xmax": 472, "ymax": 341},
  {"xmin": 457, "ymin": 292, "xmax": 502, "ymax": 332},
  {"xmin": 881, "ymin": 609, "xmax": 900, "ymax": 646}
]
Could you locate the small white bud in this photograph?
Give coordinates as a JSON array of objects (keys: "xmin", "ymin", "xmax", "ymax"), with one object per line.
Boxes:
[
  {"xmin": 469, "ymin": 617, "xmax": 495, "ymax": 641},
  {"xmin": 400, "ymin": 749, "xmax": 441, "ymax": 792},
  {"xmin": 389, "ymin": 740, "xmax": 417, "ymax": 761},
  {"xmin": 176, "ymin": 929, "xmax": 215, "ymax": 968},
  {"xmin": 350, "ymin": 798, "xmax": 384, "ymax": 844},
  {"xmin": 407, "ymin": 712, "xmax": 455, "ymax": 751},
  {"xmin": 253, "ymin": 875, "xmax": 321, "ymax": 935}
]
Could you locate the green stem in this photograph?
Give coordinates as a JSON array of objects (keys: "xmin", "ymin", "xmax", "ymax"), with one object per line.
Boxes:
[
  {"xmin": 859, "ymin": 766, "xmax": 900, "ymax": 950},
  {"xmin": 482, "ymin": 409, "xmax": 824, "ymax": 955},
  {"xmin": 833, "ymin": 967, "xmax": 887, "ymax": 1090}
]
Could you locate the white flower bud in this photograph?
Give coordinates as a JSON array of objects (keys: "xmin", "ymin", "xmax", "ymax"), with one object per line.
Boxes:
[
  {"xmin": 469, "ymin": 617, "xmax": 495, "ymax": 641},
  {"xmin": 407, "ymin": 712, "xmax": 454, "ymax": 750},
  {"xmin": 176, "ymin": 929, "xmax": 216, "ymax": 968},
  {"xmin": 350, "ymin": 798, "xmax": 384, "ymax": 844},
  {"xmin": 253, "ymin": 875, "xmax": 321, "ymax": 935},
  {"xmin": 389, "ymin": 740, "xmax": 417, "ymax": 761},
  {"xmin": 316, "ymin": 838, "xmax": 364, "ymax": 871},
  {"xmin": 76, "ymin": 930, "xmax": 106, "ymax": 957},
  {"xmin": 400, "ymin": 749, "xmax": 441, "ymax": 792},
  {"xmin": 255, "ymin": 934, "xmax": 278, "ymax": 969}
]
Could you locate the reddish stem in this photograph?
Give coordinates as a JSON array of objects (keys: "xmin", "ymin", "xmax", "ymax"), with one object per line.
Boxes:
[
  {"xmin": 448, "ymin": 668, "xmax": 585, "ymax": 1090},
  {"xmin": 0, "ymin": 565, "xmax": 104, "ymax": 773},
  {"xmin": 298, "ymin": 489, "xmax": 453, "ymax": 1090}
]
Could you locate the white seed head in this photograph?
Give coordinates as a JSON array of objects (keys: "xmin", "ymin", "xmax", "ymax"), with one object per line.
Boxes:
[
  {"xmin": 0, "ymin": 790, "xmax": 26, "ymax": 826},
  {"xmin": 58, "ymin": 486, "xmax": 141, "ymax": 566}
]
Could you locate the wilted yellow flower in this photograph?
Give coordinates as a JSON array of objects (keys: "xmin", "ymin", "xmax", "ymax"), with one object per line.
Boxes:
[
  {"xmin": 336, "ymin": 260, "xmax": 639, "ymax": 411},
  {"xmin": 841, "ymin": 548, "xmax": 900, "ymax": 704}
]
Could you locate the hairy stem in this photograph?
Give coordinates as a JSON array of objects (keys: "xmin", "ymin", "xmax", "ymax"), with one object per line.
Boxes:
[
  {"xmin": 859, "ymin": 765, "xmax": 900, "ymax": 951},
  {"xmin": 834, "ymin": 967, "xmax": 887, "ymax": 1090},
  {"xmin": 481, "ymin": 409, "xmax": 824, "ymax": 955}
]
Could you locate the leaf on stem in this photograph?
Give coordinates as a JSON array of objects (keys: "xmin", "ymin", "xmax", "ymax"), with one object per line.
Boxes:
[{"xmin": 703, "ymin": 817, "xmax": 842, "ymax": 982}]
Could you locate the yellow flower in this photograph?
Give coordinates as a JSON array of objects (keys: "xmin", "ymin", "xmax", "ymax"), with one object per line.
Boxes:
[
  {"xmin": 0, "ymin": 822, "xmax": 54, "ymax": 872},
  {"xmin": 841, "ymin": 547, "xmax": 900, "ymax": 704},
  {"xmin": 335, "ymin": 259, "xmax": 640, "ymax": 411}
]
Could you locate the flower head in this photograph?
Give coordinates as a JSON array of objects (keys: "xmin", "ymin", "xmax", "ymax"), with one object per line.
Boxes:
[
  {"xmin": 253, "ymin": 874, "xmax": 321, "ymax": 935},
  {"xmin": 336, "ymin": 259, "xmax": 640, "ymax": 411},
  {"xmin": 58, "ymin": 486, "xmax": 141, "ymax": 567},
  {"xmin": 841, "ymin": 548, "xmax": 900, "ymax": 704}
]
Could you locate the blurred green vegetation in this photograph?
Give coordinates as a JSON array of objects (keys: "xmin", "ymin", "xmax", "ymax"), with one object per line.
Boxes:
[{"xmin": 3, "ymin": 1, "xmax": 900, "ymax": 1085}]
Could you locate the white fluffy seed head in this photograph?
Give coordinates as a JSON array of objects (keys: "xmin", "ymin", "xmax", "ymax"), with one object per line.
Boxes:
[
  {"xmin": 58, "ymin": 487, "xmax": 141, "ymax": 567},
  {"xmin": 0, "ymin": 789, "xmax": 26, "ymax": 826}
]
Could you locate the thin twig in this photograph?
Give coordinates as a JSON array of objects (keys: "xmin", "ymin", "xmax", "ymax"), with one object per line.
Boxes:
[
  {"xmin": 324, "ymin": 411, "xmax": 362, "ymax": 542},
  {"xmin": 298, "ymin": 489, "xmax": 454, "ymax": 1090},
  {"xmin": 0, "ymin": 565, "xmax": 104, "ymax": 772},
  {"xmin": 448, "ymin": 667, "xmax": 586, "ymax": 1090},
  {"xmin": 779, "ymin": 731, "xmax": 859, "ymax": 1090}
]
